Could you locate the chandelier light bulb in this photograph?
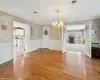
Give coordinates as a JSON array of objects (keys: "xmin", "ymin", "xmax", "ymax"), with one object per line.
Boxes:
[{"xmin": 52, "ymin": 9, "xmax": 64, "ymax": 30}]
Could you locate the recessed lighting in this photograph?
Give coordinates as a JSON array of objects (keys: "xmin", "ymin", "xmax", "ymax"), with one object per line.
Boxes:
[
  {"xmin": 72, "ymin": 0, "xmax": 76, "ymax": 4},
  {"xmin": 34, "ymin": 11, "xmax": 37, "ymax": 14}
]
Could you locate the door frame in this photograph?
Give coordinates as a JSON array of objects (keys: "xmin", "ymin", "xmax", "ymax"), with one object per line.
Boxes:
[{"xmin": 13, "ymin": 21, "xmax": 30, "ymax": 53}]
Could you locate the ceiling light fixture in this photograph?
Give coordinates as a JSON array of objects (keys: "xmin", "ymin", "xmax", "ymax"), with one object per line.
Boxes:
[{"xmin": 52, "ymin": 9, "xmax": 64, "ymax": 30}]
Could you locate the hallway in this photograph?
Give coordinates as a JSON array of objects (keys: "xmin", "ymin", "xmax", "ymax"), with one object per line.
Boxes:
[{"xmin": 0, "ymin": 49, "xmax": 100, "ymax": 80}]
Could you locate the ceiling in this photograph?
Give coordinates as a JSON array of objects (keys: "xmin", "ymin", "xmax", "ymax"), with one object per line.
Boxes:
[{"xmin": 0, "ymin": 0, "xmax": 100, "ymax": 25}]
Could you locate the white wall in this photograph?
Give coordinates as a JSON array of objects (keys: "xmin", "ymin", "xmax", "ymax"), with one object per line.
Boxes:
[
  {"xmin": 0, "ymin": 42, "xmax": 13, "ymax": 64},
  {"xmin": 42, "ymin": 27, "xmax": 62, "ymax": 51},
  {"xmin": 29, "ymin": 39, "xmax": 42, "ymax": 51},
  {"xmin": 0, "ymin": 11, "xmax": 13, "ymax": 64},
  {"xmin": 49, "ymin": 40, "xmax": 62, "ymax": 51},
  {"xmin": 0, "ymin": 10, "xmax": 42, "ymax": 64},
  {"xmin": 66, "ymin": 25, "xmax": 85, "ymax": 30},
  {"xmin": 91, "ymin": 19, "xmax": 100, "ymax": 46}
]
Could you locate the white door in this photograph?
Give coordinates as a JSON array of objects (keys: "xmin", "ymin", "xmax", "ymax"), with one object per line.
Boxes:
[
  {"xmin": 43, "ymin": 27, "xmax": 49, "ymax": 48},
  {"xmin": 85, "ymin": 22, "xmax": 92, "ymax": 58}
]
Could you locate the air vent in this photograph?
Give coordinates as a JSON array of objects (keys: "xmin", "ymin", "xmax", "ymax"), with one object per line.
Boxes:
[
  {"xmin": 34, "ymin": 11, "xmax": 37, "ymax": 14},
  {"xmin": 72, "ymin": 0, "xmax": 76, "ymax": 4}
]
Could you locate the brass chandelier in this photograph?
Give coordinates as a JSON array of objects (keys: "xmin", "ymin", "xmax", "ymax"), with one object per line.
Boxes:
[{"xmin": 52, "ymin": 9, "xmax": 64, "ymax": 30}]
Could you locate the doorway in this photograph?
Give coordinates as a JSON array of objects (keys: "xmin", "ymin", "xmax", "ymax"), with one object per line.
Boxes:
[
  {"xmin": 13, "ymin": 21, "xmax": 30, "ymax": 57},
  {"xmin": 63, "ymin": 25, "xmax": 85, "ymax": 53},
  {"xmin": 62, "ymin": 23, "xmax": 92, "ymax": 58},
  {"xmin": 13, "ymin": 27, "xmax": 25, "ymax": 57}
]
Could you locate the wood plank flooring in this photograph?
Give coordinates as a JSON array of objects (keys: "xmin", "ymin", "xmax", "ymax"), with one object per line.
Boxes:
[{"xmin": 0, "ymin": 49, "xmax": 100, "ymax": 80}]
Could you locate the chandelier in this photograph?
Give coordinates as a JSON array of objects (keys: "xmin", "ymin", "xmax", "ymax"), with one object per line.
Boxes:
[{"xmin": 52, "ymin": 9, "xmax": 64, "ymax": 30}]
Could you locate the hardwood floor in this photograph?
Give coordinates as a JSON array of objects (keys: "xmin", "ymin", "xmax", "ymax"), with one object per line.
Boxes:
[{"xmin": 0, "ymin": 49, "xmax": 100, "ymax": 80}]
